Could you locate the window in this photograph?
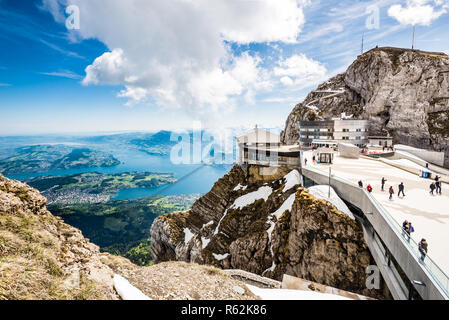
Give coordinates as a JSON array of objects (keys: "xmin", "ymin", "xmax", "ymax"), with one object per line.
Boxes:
[
  {"xmin": 356, "ymin": 128, "xmax": 362, "ymax": 132},
  {"xmin": 342, "ymin": 129, "xmax": 349, "ymax": 132},
  {"xmin": 355, "ymin": 136, "xmax": 361, "ymax": 140}
]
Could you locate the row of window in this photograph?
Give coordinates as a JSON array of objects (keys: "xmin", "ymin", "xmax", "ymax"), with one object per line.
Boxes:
[
  {"xmin": 300, "ymin": 128, "xmax": 368, "ymax": 132},
  {"xmin": 301, "ymin": 136, "xmax": 365, "ymax": 140}
]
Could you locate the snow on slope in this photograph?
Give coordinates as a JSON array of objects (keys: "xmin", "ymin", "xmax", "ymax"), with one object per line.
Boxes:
[
  {"xmin": 246, "ymin": 284, "xmax": 351, "ymax": 300},
  {"xmin": 231, "ymin": 186, "xmax": 273, "ymax": 210},
  {"xmin": 307, "ymin": 185, "xmax": 354, "ymax": 220},
  {"xmin": 184, "ymin": 228, "xmax": 195, "ymax": 244},
  {"xmin": 283, "ymin": 170, "xmax": 300, "ymax": 193},
  {"xmin": 214, "ymin": 185, "xmax": 273, "ymax": 235},
  {"xmin": 113, "ymin": 274, "xmax": 151, "ymax": 300}
]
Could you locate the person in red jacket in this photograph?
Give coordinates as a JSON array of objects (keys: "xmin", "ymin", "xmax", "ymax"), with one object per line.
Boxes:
[
  {"xmin": 389, "ymin": 186, "xmax": 394, "ymax": 200},
  {"xmin": 366, "ymin": 184, "xmax": 373, "ymax": 193}
]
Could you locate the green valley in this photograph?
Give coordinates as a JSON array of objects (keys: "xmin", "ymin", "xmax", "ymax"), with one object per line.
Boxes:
[{"xmin": 48, "ymin": 194, "xmax": 199, "ymax": 266}]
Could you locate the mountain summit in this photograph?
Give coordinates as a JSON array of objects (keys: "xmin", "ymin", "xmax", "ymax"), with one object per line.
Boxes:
[{"xmin": 281, "ymin": 47, "xmax": 449, "ymax": 167}]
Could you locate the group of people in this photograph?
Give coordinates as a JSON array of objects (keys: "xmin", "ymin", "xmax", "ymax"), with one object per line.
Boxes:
[
  {"xmin": 402, "ymin": 220, "xmax": 414, "ymax": 240},
  {"xmin": 360, "ymin": 177, "xmax": 406, "ymax": 200},
  {"xmin": 429, "ymin": 175, "xmax": 442, "ymax": 195},
  {"xmin": 402, "ymin": 220, "xmax": 428, "ymax": 261}
]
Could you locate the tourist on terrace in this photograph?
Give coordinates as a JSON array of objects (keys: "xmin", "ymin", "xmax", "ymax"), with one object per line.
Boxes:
[
  {"xmin": 389, "ymin": 186, "xmax": 394, "ymax": 200},
  {"xmin": 381, "ymin": 177, "xmax": 387, "ymax": 191},
  {"xmin": 402, "ymin": 220, "xmax": 409, "ymax": 237},
  {"xmin": 366, "ymin": 184, "xmax": 373, "ymax": 193},
  {"xmin": 430, "ymin": 182, "xmax": 436, "ymax": 195},
  {"xmin": 398, "ymin": 182, "xmax": 405, "ymax": 197},
  {"xmin": 435, "ymin": 176, "xmax": 442, "ymax": 195},
  {"xmin": 358, "ymin": 180, "xmax": 363, "ymax": 188},
  {"xmin": 419, "ymin": 239, "xmax": 428, "ymax": 262},
  {"xmin": 406, "ymin": 222, "xmax": 414, "ymax": 241}
]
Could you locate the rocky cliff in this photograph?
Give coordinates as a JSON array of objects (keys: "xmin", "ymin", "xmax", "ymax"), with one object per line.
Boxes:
[
  {"xmin": 150, "ymin": 165, "xmax": 387, "ymax": 298},
  {"xmin": 0, "ymin": 174, "xmax": 256, "ymax": 300},
  {"xmin": 281, "ymin": 47, "xmax": 449, "ymax": 167}
]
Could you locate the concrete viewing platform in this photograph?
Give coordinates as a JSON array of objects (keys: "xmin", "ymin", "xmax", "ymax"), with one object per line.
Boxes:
[{"xmin": 303, "ymin": 151, "xmax": 449, "ymax": 277}]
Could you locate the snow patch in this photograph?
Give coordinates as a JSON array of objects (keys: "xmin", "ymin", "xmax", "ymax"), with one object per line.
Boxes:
[
  {"xmin": 246, "ymin": 284, "xmax": 351, "ymax": 300},
  {"xmin": 202, "ymin": 220, "xmax": 214, "ymax": 229},
  {"xmin": 212, "ymin": 253, "xmax": 229, "ymax": 261},
  {"xmin": 283, "ymin": 170, "xmax": 300, "ymax": 193},
  {"xmin": 184, "ymin": 228, "xmax": 195, "ymax": 244},
  {"xmin": 201, "ymin": 236, "xmax": 210, "ymax": 249},
  {"xmin": 113, "ymin": 274, "xmax": 151, "ymax": 300},
  {"xmin": 230, "ymin": 186, "xmax": 273, "ymax": 210},
  {"xmin": 233, "ymin": 184, "xmax": 248, "ymax": 191},
  {"xmin": 307, "ymin": 185, "xmax": 355, "ymax": 220}
]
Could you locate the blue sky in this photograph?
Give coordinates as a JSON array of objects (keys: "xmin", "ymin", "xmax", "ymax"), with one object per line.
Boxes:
[{"xmin": 1, "ymin": 0, "xmax": 448, "ymax": 135}]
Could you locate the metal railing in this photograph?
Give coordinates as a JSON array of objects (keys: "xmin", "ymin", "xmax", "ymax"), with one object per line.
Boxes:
[{"xmin": 302, "ymin": 165, "xmax": 449, "ymax": 298}]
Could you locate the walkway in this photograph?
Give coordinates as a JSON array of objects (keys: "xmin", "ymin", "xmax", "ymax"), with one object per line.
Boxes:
[{"xmin": 304, "ymin": 151, "xmax": 449, "ymax": 277}]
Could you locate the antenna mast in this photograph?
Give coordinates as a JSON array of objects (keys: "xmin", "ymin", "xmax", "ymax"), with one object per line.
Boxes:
[
  {"xmin": 412, "ymin": 25, "xmax": 415, "ymax": 50},
  {"xmin": 361, "ymin": 33, "xmax": 364, "ymax": 54}
]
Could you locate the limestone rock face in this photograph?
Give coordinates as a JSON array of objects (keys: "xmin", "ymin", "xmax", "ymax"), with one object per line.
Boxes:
[
  {"xmin": 0, "ymin": 174, "xmax": 131, "ymax": 299},
  {"xmin": 150, "ymin": 164, "xmax": 385, "ymax": 298},
  {"xmin": 281, "ymin": 47, "xmax": 449, "ymax": 167}
]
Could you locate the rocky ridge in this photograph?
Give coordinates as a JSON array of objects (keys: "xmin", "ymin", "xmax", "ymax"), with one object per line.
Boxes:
[{"xmin": 150, "ymin": 164, "xmax": 387, "ymax": 298}]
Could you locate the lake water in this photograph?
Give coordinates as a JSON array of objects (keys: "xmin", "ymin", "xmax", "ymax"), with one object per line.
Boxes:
[{"xmin": 7, "ymin": 147, "xmax": 232, "ymax": 200}]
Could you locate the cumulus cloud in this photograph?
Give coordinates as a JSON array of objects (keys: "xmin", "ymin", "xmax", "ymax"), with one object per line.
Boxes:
[
  {"xmin": 274, "ymin": 54, "xmax": 328, "ymax": 89},
  {"xmin": 388, "ymin": 0, "xmax": 449, "ymax": 26},
  {"xmin": 42, "ymin": 0, "xmax": 316, "ymax": 123}
]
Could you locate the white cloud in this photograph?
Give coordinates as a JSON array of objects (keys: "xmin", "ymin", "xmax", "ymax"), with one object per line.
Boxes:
[
  {"xmin": 274, "ymin": 54, "xmax": 328, "ymax": 89},
  {"xmin": 39, "ymin": 70, "xmax": 82, "ymax": 79},
  {"xmin": 43, "ymin": 0, "xmax": 309, "ymax": 124},
  {"xmin": 388, "ymin": 0, "xmax": 449, "ymax": 26},
  {"xmin": 280, "ymin": 76, "xmax": 294, "ymax": 86}
]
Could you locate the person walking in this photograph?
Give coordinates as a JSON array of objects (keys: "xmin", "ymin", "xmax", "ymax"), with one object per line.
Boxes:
[
  {"xmin": 366, "ymin": 184, "xmax": 373, "ymax": 193},
  {"xmin": 358, "ymin": 180, "xmax": 363, "ymax": 188},
  {"xmin": 398, "ymin": 182, "xmax": 405, "ymax": 197},
  {"xmin": 389, "ymin": 186, "xmax": 394, "ymax": 200},
  {"xmin": 418, "ymin": 239, "xmax": 428, "ymax": 262},
  {"xmin": 381, "ymin": 177, "xmax": 387, "ymax": 191},
  {"xmin": 304, "ymin": 158, "xmax": 308, "ymax": 166},
  {"xmin": 430, "ymin": 182, "xmax": 436, "ymax": 195}
]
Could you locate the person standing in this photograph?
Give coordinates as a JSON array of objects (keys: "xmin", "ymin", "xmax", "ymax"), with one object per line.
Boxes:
[
  {"xmin": 435, "ymin": 176, "xmax": 442, "ymax": 195},
  {"xmin": 430, "ymin": 182, "xmax": 436, "ymax": 195},
  {"xmin": 304, "ymin": 158, "xmax": 308, "ymax": 166},
  {"xmin": 406, "ymin": 222, "xmax": 414, "ymax": 242},
  {"xmin": 358, "ymin": 180, "xmax": 363, "ymax": 188},
  {"xmin": 381, "ymin": 177, "xmax": 387, "ymax": 191},
  {"xmin": 402, "ymin": 220, "xmax": 409, "ymax": 238},
  {"xmin": 398, "ymin": 182, "xmax": 405, "ymax": 197},
  {"xmin": 366, "ymin": 184, "xmax": 373, "ymax": 193},
  {"xmin": 389, "ymin": 186, "xmax": 394, "ymax": 200},
  {"xmin": 418, "ymin": 239, "xmax": 428, "ymax": 262}
]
